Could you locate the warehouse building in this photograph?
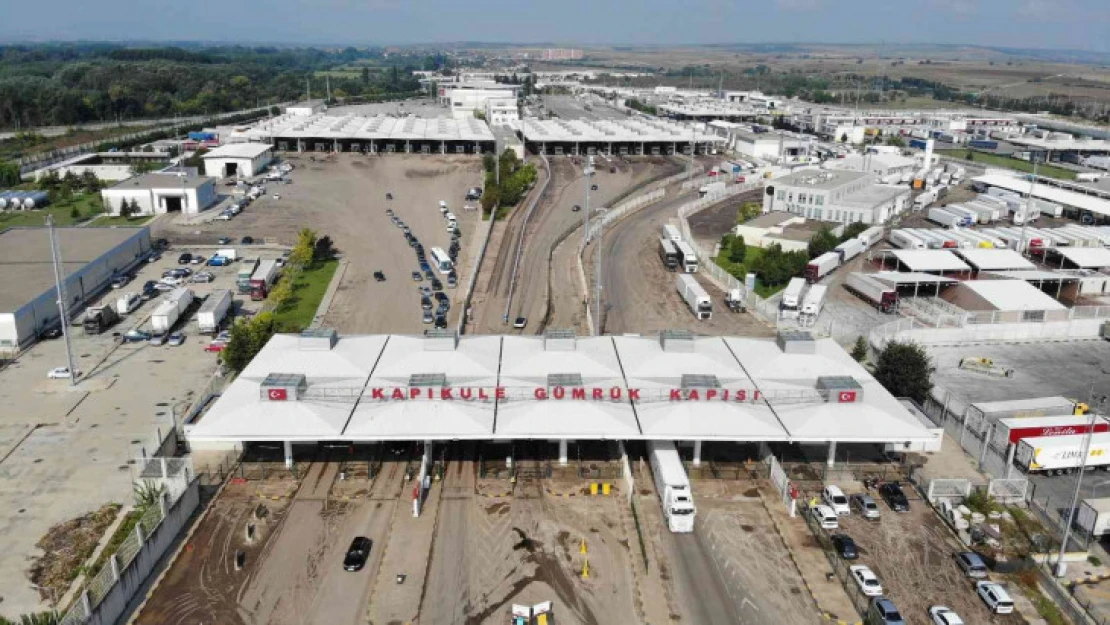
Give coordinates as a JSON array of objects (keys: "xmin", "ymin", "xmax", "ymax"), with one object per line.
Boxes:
[
  {"xmin": 520, "ymin": 118, "xmax": 725, "ymax": 156},
  {"xmin": 185, "ymin": 330, "xmax": 936, "ymax": 468},
  {"xmin": 0, "ymin": 226, "xmax": 152, "ymax": 353},
  {"xmin": 201, "ymin": 143, "xmax": 274, "ymax": 179},
  {"xmin": 101, "ymin": 173, "xmax": 218, "ymax": 217},
  {"xmin": 941, "ymin": 279, "xmax": 1069, "ymax": 323},
  {"xmin": 232, "ymin": 113, "xmax": 496, "ymax": 155},
  {"xmin": 435, "ymin": 80, "xmax": 521, "ymax": 119},
  {"xmin": 763, "ymin": 169, "xmax": 911, "ymax": 225}
]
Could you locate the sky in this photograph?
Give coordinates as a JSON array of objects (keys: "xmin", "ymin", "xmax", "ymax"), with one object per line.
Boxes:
[{"xmin": 0, "ymin": 0, "xmax": 1105, "ymax": 52}]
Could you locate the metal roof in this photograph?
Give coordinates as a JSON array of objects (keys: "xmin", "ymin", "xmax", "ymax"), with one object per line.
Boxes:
[
  {"xmin": 234, "ymin": 113, "xmax": 496, "ymax": 143},
  {"xmin": 869, "ymin": 271, "xmax": 958, "ymax": 285},
  {"xmin": 886, "ymin": 250, "xmax": 972, "ymax": 273},
  {"xmin": 202, "ymin": 143, "xmax": 273, "ymax": 159},
  {"xmin": 974, "ymin": 173, "xmax": 1110, "ymax": 217},
  {"xmin": 521, "ymin": 118, "xmax": 725, "ymax": 144},
  {"xmin": 954, "ymin": 248, "xmax": 1036, "ymax": 271},
  {"xmin": 1052, "ymin": 247, "xmax": 1110, "ymax": 269},
  {"xmin": 959, "ymin": 279, "xmax": 1067, "ymax": 311}
]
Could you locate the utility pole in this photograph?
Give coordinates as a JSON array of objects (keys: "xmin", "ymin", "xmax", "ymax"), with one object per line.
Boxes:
[
  {"xmin": 1055, "ymin": 394, "xmax": 1106, "ymax": 576},
  {"xmin": 594, "ymin": 208, "xmax": 607, "ymax": 336},
  {"xmin": 47, "ymin": 216, "xmax": 77, "ymax": 386},
  {"xmin": 326, "ymin": 76, "xmax": 332, "ymax": 104},
  {"xmin": 1020, "ymin": 155, "xmax": 1039, "ymax": 256},
  {"xmin": 687, "ymin": 123, "xmax": 695, "ymax": 179},
  {"xmin": 581, "ymin": 164, "xmax": 593, "ymax": 249}
]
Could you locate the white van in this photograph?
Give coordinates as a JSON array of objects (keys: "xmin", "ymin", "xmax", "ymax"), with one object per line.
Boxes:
[
  {"xmin": 439, "ymin": 200, "xmax": 448, "ymax": 213},
  {"xmin": 810, "ymin": 504, "xmax": 838, "ymax": 530},
  {"xmin": 115, "ymin": 292, "xmax": 141, "ymax": 315},
  {"xmin": 976, "ymin": 581, "xmax": 1013, "ymax": 614},
  {"xmin": 822, "ymin": 485, "xmax": 851, "ymax": 516}
]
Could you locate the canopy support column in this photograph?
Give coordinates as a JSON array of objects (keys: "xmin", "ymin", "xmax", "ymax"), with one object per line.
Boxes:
[
  {"xmin": 692, "ymin": 441, "xmax": 703, "ymax": 467},
  {"xmin": 558, "ymin": 439, "xmax": 568, "ymax": 466},
  {"xmin": 284, "ymin": 440, "xmax": 293, "ymax": 469},
  {"xmin": 420, "ymin": 440, "xmax": 432, "ymax": 486},
  {"xmin": 826, "ymin": 441, "xmax": 837, "ymax": 468}
]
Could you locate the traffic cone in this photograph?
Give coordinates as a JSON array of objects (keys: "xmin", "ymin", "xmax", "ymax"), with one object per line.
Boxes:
[
  {"xmin": 581, "ymin": 558, "xmax": 589, "ymax": 579},
  {"xmin": 579, "ymin": 538, "xmax": 587, "ymax": 554}
]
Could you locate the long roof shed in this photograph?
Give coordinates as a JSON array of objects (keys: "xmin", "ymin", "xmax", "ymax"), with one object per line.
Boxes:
[
  {"xmin": 955, "ymin": 248, "xmax": 1037, "ymax": 273},
  {"xmin": 879, "ymin": 250, "xmax": 972, "ymax": 276}
]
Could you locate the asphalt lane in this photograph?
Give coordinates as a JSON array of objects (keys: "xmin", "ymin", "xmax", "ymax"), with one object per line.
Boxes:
[{"xmin": 665, "ymin": 532, "xmax": 741, "ymax": 625}]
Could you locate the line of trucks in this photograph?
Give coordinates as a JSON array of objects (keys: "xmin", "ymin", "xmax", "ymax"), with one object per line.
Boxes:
[
  {"xmin": 660, "ymin": 224, "xmax": 724, "ymax": 320},
  {"xmin": 923, "ymin": 189, "xmax": 1060, "ymax": 229},
  {"xmin": 888, "ymin": 223, "xmax": 1110, "ymax": 251},
  {"xmin": 237, "ymin": 258, "xmax": 280, "ymax": 300},
  {"xmin": 780, "ymin": 278, "xmax": 829, "ymax": 320},
  {"xmin": 803, "ymin": 225, "xmax": 884, "ymax": 283}
]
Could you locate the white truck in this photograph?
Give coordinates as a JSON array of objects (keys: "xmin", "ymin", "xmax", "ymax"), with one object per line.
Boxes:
[
  {"xmin": 1015, "ymin": 431, "xmax": 1110, "ymax": 475},
  {"xmin": 927, "ymin": 207, "xmax": 965, "ymax": 228},
  {"xmin": 1078, "ymin": 498, "xmax": 1110, "ymax": 537},
  {"xmin": 698, "ymin": 181, "xmax": 726, "ymax": 198},
  {"xmin": 889, "ymin": 230, "xmax": 926, "ymax": 250},
  {"xmin": 857, "ymin": 226, "xmax": 884, "ymax": 248},
  {"xmin": 726, "ymin": 288, "xmax": 745, "ymax": 312},
  {"xmin": 676, "ymin": 274, "xmax": 712, "ymax": 320},
  {"xmin": 196, "ymin": 289, "xmax": 233, "ymax": 335},
  {"xmin": 151, "ymin": 288, "xmax": 194, "ymax": 335},
  {"xmin": 674, "ymin": 240, "xmax": 699, "ymax": 273},
  {"xmin": 805, "ymin": 252, "xmax": 840, "ymax": 283},
  {"xmin": 115, "ymin": 292, "xmax": 140, "ymax": 315},
  {"xmin": 648, "ymin": 440, "xmax": 696, "ymax": 533},
  {"xmin": 1077, "ymin": 172, "xmax": 1104, "ymax": 183},
  {"xmin": 846, "ymin": 273, "xmax": 899, "ymax": 313},
  {"xmin": 834, "ymin": 237, "xmax": 866, "ymax": 263},
  {"xmin": 801, "ymin": 284, "xmax": 827, "ymax": 318},
  {"xmin": 662, "ymin": 224, "xmax": 682, "ymax": 243},
  {"xmin": 215, "ymin": 248, "xmax": 238, "ymax": 262},
  {"xmin": 914, "ymin": 189, "xmax": 939, "ymax": 210},
  {"xmin": 780, "ymin": 277, "xmax": 806, "ymax": 319}
]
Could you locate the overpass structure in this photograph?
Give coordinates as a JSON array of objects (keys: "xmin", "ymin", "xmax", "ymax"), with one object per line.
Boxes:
[{"xmin": 186, "ymin": 329, "xmax": 935, "ymax": 468}]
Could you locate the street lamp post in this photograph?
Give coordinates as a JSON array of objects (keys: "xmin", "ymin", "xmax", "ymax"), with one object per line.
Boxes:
[
  {"xmin": 593, "ymin": 207, "xmax": 608, "ymax": 336},
  {"xmin": 581, "ymin": 165, "xmax": 593, "ymax": 249},
  {"xmin": 1055, "ymin": 395, "xmax": 1107, "ymax": 576}
]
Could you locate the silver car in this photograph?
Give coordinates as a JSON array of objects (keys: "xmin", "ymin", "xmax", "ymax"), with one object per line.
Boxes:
[{"xmin": 850, "ymin": 493, "xmax": 881, "ymax": 520}]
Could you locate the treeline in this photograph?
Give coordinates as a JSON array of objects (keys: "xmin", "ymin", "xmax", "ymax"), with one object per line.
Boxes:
[
  {"xmin": 481, "ymin": 150, "xmax": 537, "ymax": 215},
  {"xmin": 0, "ymin": 44, "xmax": 427, "ymax": 130}
]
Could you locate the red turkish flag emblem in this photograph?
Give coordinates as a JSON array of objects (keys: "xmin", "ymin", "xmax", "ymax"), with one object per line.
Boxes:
[
  {"xmin": 268, "ymin": 388, "xmax": 288, "ymax": 401},
  {"xmin": 837, "ymin": 391, "xmax": 857, "ymax": 403}
]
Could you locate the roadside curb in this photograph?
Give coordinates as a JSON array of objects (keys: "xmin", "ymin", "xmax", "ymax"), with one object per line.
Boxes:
[{"xmin": 309, "ymin": 258, "xmax": 348, "ymax": 329}]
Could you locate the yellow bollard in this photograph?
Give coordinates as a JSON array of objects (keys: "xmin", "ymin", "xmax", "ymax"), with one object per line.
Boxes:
[
  {"xmin": 590, "ymin": 482, "xmax": 599, "ymax": 496},
  {"xmin": 602, "ymin": 483, "xmax": 611, "ymax": 496},
  {"xmin": 580, "ymin": 538, "xmax": 588, "ymax": 554},
  {"xmin": 582, "ymin": 558, "xmax": 589, "ymax": 579}
]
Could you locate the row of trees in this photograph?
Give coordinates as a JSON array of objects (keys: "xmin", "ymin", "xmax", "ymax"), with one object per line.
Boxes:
[{"xmin": 481, "ymin": 149, "xmax": 538, "ymax": 214}]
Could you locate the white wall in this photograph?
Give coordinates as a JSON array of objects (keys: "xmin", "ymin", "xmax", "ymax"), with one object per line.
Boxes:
[{"xmin": 101, "ymin": 189, "xmax": 155, "ymax": 215}]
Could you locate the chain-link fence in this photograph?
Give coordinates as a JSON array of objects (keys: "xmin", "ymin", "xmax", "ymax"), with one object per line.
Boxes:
[
  {"xmin": 921, "ymin": 386, "xmax": 1015, "ymax": 479},
  {"xmin": 927, "ymin": 478, "xmax": 973, "ymax": 502},
  {"xmin": 1036, "ymin": 560, "xmax": 1110, "ymax": 625},
  {"xmin": 800, "ymin": 501, "xmax": 876, "ymax": 619}
]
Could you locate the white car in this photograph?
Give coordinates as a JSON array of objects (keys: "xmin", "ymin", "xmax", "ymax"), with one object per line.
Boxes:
[
  {"xmin": 215, "ymin": 212, "xmax": 233, "ymax": 221},
  {"xmin": 47, "ymin": 367, "xmax": 79, "ymax": 379},
  {"xmin": 850, "ymin": 565, "xmax": 883, "ymax": 597},
  {"xmin": 159, "ymin": 276, "xmax": 183, "ymax": 286},
  {"xmin": 810, "ymin": 504, "xmax": 838, "ymax": 530},
  {"xmin": 823, "ymin": 485, "xmax": 851, "ymax": 516},
  {"xmin": 929, "ymin": 605, "xmax": 965, "ymax": 625},
  {"xmin": 976, "ymin": 581, "xmax": 1014, "ymax": 614}
]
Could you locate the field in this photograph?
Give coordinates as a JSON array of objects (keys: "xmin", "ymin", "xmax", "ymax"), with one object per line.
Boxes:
[
  {"xmin": 937, "ymin": 149, "xmax": 1077, "ymax": 180},
  {"xmin": 271, "ymin": 258, "xmax": 339, "ymax": 329},
  {"xmin": 0, "ymin": 193, "xmax": 105, "ymax": 227}
]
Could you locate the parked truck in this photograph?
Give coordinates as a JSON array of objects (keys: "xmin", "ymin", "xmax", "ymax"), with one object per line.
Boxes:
[
  {"xmin": 250, "ymin": 259, "xmax": 280, "ymax": 301},
  {"xmin": 648, "ymin": 440, "xmax": 696, "ymax": 533},
  {"xmin": 726, "ymin": 288, "xmax": 745, "ymax": 312},
  {"xmin": 196, "ymin": 289, "xmax": 233, "ymax": 335},
  {"xmin": 115, "ymin": 292, "xmax": 141, "ymax": 316},
  {"xmin": 801, "ymin": 284, "xmax": 827, "ymax": 318},
  {"xmin": 662, "ymin": 224, "xmax": 681, "ymax": 243},
  {"xmin": 990, "ymin": 415, "xmax": 1109, "ymax": 452},
  {"xmin": 676, "ymin": 274, "xmax": 712, "ymax": 320},
  {"xmin": 805, "ymin": 252, "xmax": 840, "ymax": 283},
  {"xmin": 151, "ymin": 288, "xmax": 194, "ymax": 335},
  {"xmin": 927, "ymin": 207, "xmax": 966, "ymax": 228},
  {"xmin": 846, "ymin": 273, "xmax": 898, "ymax": 313},
  {"xmin": 780, "ymin": 277, "xmax": 806, "ymax": 318},
  {"xmin": 1016, "ymin": 431, "xmax": 1110, "ymax": 475},
  {"xmin": 83, "ymin": 304, "xmax": 119, "ymax": 335},
  {"xmin": 215, "ymin": 248, "xmax": 238, "ymax": 262},
  {"xmin": 237, "ymin": 257, "xmax": 260, "ymax": 294},
  {"xmin": 834, "ymin": 237, "xmax": 866, "ymax": 263},
  {"xmin": 674, "ymin": 240, "xmax": 699, "ymax": 273}
]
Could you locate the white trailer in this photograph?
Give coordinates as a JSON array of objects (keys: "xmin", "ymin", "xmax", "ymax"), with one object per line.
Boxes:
[
  {"xmin": 927, "ymin": 207, "xmax": 964, "ymax": 228},
  {"xmin": 1015, "ymin": 431, "xmax": 1110, "ymax": 475},
  {"xmin": 805, "ymin": 252, "xmax": 840, "ymax": 283},
  {"xmin": 214, "ymin": 248, "xmax": 239, "ymax": 261},
  {"xmin": 674, "ymin": 240, "xmax": 699, "ymax": 273},
  {"xmin": 648, "ymin": 440, "xmax": 696, "ymax": 533},
  {"xmin": 914, "ymin": 189, "xmax": 939, "ymax": 210},
  {"xmin": 834, "ymin": 237, "xmax": 866, "ymax": 263},
  {"xmin": 698, "ymin": 181, "xmax": 726, "ymax": 197},
  {"xmin": 889, "ymin": 230, "xmax": 926, "ymax": 250},
  {"xmin": 196, "ymin": 289, "xmax": 233, "ymax": 334},
  {"xmin": 945, "ymin": 205, "xmax": 985, "ymax": 225},
  {"xmin": 845, "ymin": 273, "xmax": 899, "ymax": 313},
  {"xmin": 663, "ymin": 224, "xmax": 682, "ymax": 243},
  {"xmin": 857, "ymin": 226, "xmax": 884, "ymax": 248},
  {"xmin": 151, "ymin": 288, "xmax": 194, "ymax": 335},
  {"xmin": 676, "ymin": 274, "xmax": 712, "ymax": 320},
  {"xmin": 780, "ymin": 277, "xmax": 806, "ymax": 318},
  {"xmin": 1077, "ymin": 172, "xmax": 1104, "ymax": 183},
  {"xmin": 1078, "ymin": 498, "xmax": 1110, "ymax": 537},
  {"xmin": 802, "ymin": 284, "xmax": 827, "ymax": 317}
]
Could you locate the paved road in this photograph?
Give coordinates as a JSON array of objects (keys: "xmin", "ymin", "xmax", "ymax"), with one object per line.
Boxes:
[
  {"xmin": 664, "ymin": 532, "xmax": 741, "ymax": 625},
  {"xmin": 419, "ymin": 443, "xmax": 477, "ymax": 625}
]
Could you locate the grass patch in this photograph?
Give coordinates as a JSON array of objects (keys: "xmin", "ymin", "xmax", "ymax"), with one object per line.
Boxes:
[
  {"xmin": 92, "ymin": 214, "xmax": 154, "ymax": 227},
  {"xmin": 711, "ymin": 246, "xmax": 786, "ymax": 298},
  {"xmin": 85, "ymin": 510, "xmax": 142, "ymax": 580},
  {"xmin": 0, "ymin": 193, "xmax": 104, "ymax": 228},
  {"xmin": 1011, "ymin": 569, "xmax": 1068, "ymax": 625},
  {"xmin": 937, "ymin": 149, "xmax": 1077, "ymax": 180},
  {"xmin": 271, "ymin": 259, "xmax": 339, "ymax": 330}
]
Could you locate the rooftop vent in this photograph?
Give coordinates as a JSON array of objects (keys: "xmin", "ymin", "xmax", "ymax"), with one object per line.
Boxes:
[
  {"xmin": 409, "ymin": 373, "xmax": 447, "ymax": 387},
  {"xmin": 544, "ymin": 329, "xmax": 577, "ymax": 351},
  {"xmin": 299, "ymin": 328, "xmax": 338, "ymax": 350},
  {"xmin": 260, "ymin": 373, "xmax": 307, "ymax": 401},
  {"xmin": 816, "ymin": 375, "xmax": 863, "ymax": 403},
  {"xmin": 776, "ymin": 330, "xmax": 815, "ymax": 354},
  {"xmin": 680, "ymin": 374, "xmax": 721, "ymax": 389},
  {"xmin": 423, "ymin": 330, "xmax": 458, "ymax": 351},
  {"xmin": 547, "ymin": 373, "xmax": 583, "ymax": 387},
  {"xmin": 660, "ymin": 329, "xmax": 695, "ymax": 353}
]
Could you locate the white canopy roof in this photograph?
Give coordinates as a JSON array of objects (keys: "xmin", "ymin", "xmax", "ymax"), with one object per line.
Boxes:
[
  {"xmin": 958, "ymin": 280, "xmax": 1066, "ymax": 311},
  {"xmin": 974, "ymin": 173, "xmax": 1110, "ymax": 217},
  {"xmin": 955, "ymin": 248, "xmax": 1036, "ymax": 271},
  {"xmin": 886, "ymin": 250, "xmax": 971, "ymax": 273},
  {"xmin": 1053, "ymin": 247, "xmax": 1110, "ymax": 269},
  {"xmin": 870, "ymin": 271, "xmax": 958, "ymax": 286}
]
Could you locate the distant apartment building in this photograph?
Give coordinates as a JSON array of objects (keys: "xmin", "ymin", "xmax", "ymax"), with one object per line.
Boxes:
[{"xmin": 542, "ymin": 49, "xmax": 584, "ymax": 61}]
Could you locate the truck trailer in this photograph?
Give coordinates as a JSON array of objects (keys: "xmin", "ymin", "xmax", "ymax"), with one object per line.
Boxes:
[
  {"xmin": 834, "ymin": 237, "xmax": 867, "ymax": 263},
  {"xmin": 151, "ymin": 288, "xmax": 194, "ymax": 335},
  {"xmin": 1077, "ymin": 498, "xmax": 1110, "ymax": 537},
  {"xmin": 237, "ymin": 257, "xmax": 260, "ymax": 294},
  {"xmin": 1016, "ymin": 431, "xmax": 1110, "ymax": 475},
  {"xmin": 676, "ymin": 274, "xmax": 712, "ymax": 320},
  {"xmin": 927, "ymin": 207, "xmax": 968, "ymax": 228},
  {"xmin": 801, "ymin": 284, "xmax": 827, "ymax": 318},
  {"xmin": 648, "ymin": 440, "xmax": 696, "ymax": 533},
  {"xmin": 250, "ymin": 259, "xmax": 280, "ymax": 301},
  {"xmin": 662, "ymin": 224, "xmax": 681, "ymax": 243},
  {"xmin": 780, "ymin": 277, "xmax": 807, "ymax": 318},
  {"xmin": 805, "ymin": 252, "xmax": 840, "ymax": 283},
  {"xmin": 846, "ymin": 273, "xmax": 898, "ymax": 313},
  {"xmin": 196, "ymin": 289, "xmax": 233, "ymax": 334}
]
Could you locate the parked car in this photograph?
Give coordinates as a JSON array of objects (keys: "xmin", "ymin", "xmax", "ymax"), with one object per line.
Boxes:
[
  {"xmin": 850, "ymin": 494, "xmax": 881, "ymax": 520},
  {"xmin": 241, "ymin": 236, "xmax": 255, "ymax": 245},
  {"xmin": 149, "ymin": 333, "xmax": 167, "ymax": 346},
  {"xmin": 850, "ymin": 565, "xmax": 883, "ymax": 597},
  {"xmin": 823, "ymin": 485, "xmax": 851, "ymax": 516},
  {"xmin": 422, "ymin": 309, "xmax": 433, "ymax": 324},
  {"xmin": 418, "ymin": 286, "xmax": 432, "ymax": 298},
  {"xmin": 47, "ymin": 366, "xmax": 79, "ymax": 379},
  {"xmin": 879, "ymin": 482, "xmax": 910, "ymax": 512},
  {"xmin": 343, "ymin": 536, "xmax": 372, "ymax": 572},
  {"xmin": 216, "ymin": 212, "xmax": 233, "ymax": 221},
  {"xmin": 591, "ymin": 184, "xmax": 599, "ymax": 191},
  {"xmin": 218, "ymin": 236, "xmax": 233, "ymax": 245},
  {"xmin": 976, "ymin": 581, "xmax": 1013, "ymax": 614},
  {"xmin": 421, "ymin": 297, "xmax": 433, "ymax": 311},
  {"xmin": 191, "ymin": 272, "xmax": 215, "ymax": 283},
  {"xmin": 430, "ymin": 278, "xmax": 443, "ymax": 291},
  {"xmin": 204, "ymin": 342, "xmax": 227, "ymax": 353},
  {"xmin": 177, "ymin": 252, "xmax": 193, "ymax": 264},
  {"xmin": 572, "ymin": 204, "xmax": 581, "ymax": 212},
  {"xmin": 412, "ymin": 271, "xmax": 423, "ymax": 282},
  {"xmin": 514, "ymin": 317, "xmax": 527, "ymax": 329},
  {"xmin": 168, "ymin": 333, "xmax": 186, "ymax": 346},
  {"xmin": 809, "ymin": 504, "xmax": 838, "ymax": 530},
  {"xmin": 385, "ymin": 209, "xmax": 394, "ymax": 217},
  {"xmin": 190, "ymin": 255, "xmax": 206, "ymax": 265},
  {"xmin": 386, "ymin": 192, "xmax": 393, "ymax": 200},
  {"xmin": 830, "ymin": 534, "xmax": 858, "ymax": 560},
  {"xmin": 160, "ymin": 276, "xmax": 183, "ymax": 287},
  {"xmin": 146, "ymin": 251, "xmax": 162, "ymax": 263},
  {"xmin": 122, "ymin": 330, "xmax": 152, "ymax": 343},
  {"xmin": 207, "ymin": 255, "xmax": 230, "ymax": 266},
  {"xmin": 447, "ymin": 273, "xmax": 457, "ymax": 288},
  {"xmin": 928, "ymin": 606, "xmax": 965, "ymax": 625},
  {"xmin": 39, "ymin": 324, "xmax": 63, "ymax": 339},
  {"xmin": 954, "ymin": 552, "xmax": 989, "ymax": 579},
  {"xmin": 374, "ymin": 271, "xmax": 386, "ymax": 282},
  {"xmin": 154, "ymin": 282, "xmax": 176, "ymax": 292},
  {"xmin": 867, "ymin": 597, "xmax": 905, "ymax": 625},
  {"xmin": 434, "ymin": 314, "xmax": 448, "ymax": 329},
  {"xmin": 110, "ymin": 274, "xmax": 131, "ymax": 289}
]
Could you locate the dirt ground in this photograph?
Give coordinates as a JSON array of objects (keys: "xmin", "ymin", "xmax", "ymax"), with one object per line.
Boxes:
[{"xmin": 154, "ymin": 154, "xmax": 484, "ymax": 335}]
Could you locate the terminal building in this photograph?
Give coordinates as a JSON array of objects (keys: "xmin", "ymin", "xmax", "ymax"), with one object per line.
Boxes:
[
  {"xmin": 230, "ymin": 113, "xmax": 497, "ymax": 155},
  {"xmin": 0, "ymin": 226, "xmax": 152, "ymax": 353},
  {"xmin": 184, "ymin": 330, "xmax": 937, "ymax": 469},
  {"xmin": 520, "ymin": 118, "xmax": 725, "ymax": 156},
  {"xmin": 763, "ymin": 169, "xmax": 911, "ymax": 225},
  {"xmin": 201, "ymin": 143, "xmax": 274, "ymax": 179}
]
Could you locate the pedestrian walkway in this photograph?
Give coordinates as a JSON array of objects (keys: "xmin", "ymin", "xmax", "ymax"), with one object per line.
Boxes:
[{"xmin": 366, "ymin": 481, "xmax": 443, "ymax": 624}]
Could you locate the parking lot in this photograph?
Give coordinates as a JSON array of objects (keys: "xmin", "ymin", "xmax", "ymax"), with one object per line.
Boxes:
[
  {"xmin": 154, "ymin": 153, "xmax": 484, "ymax": 335},
  {"xmin": 0, "ymin": 242, "xmax": 274, "ymax": 615}
]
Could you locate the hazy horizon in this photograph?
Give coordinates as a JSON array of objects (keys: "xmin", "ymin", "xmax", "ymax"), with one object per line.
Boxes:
[{"xmin": 0, "ymin": 0, "xmax": 1105, "ymax": 53}]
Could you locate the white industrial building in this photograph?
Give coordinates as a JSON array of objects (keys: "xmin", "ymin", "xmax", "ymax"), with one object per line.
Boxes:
[
  {"xmin": 824, "ymin": 153, "xmax": 918, "ymax": 179},
  {"xmin": 201, "ymin": 143, "xmax": 274, "ymax": 179},
  {"xmin": 230, "ymin": 113, "xmax": 497, "ymax": 154},
  {"xmin": 484, "ymin": 98, "xmax": 520, "ymax": 126},
  {"xmin": 101, "ymin": 173, "xmax": 218, "ymax": 216},
  {"xmin": 435, "ymin": 81, "xmax": 521, "ymax": 119},
  {"xmin": 730, "ymin": 127, "xmax": 814, "ymax": 162},
  {"xmin": 763, "ymin": 169, "xmax": 911, "ymax": 225},
  {"xmin": 185, "ymin": 330, "xmax": 936, "ymax": 468},
  {"xmin": 286, "ymin": 100, "xmax": 327, "ymax": 116},
  {"xmin": 520, "ymin": 118, "xmax": 724, "ymax": 156},
  {"xmin": 0, "ymin": 226, "xmax": 152, "ymax": 353}
]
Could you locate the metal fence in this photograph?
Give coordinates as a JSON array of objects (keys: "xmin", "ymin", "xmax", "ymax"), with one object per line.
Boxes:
[
  {"xmin": 1036, "ymin": 560, "xmax": 1107, "ymax": 625},
  {"xmin": 869, "ymin": 306, "xmax": 1110, "ymax": 349},
  {"xmin": 800, "ymin": 500, "xmax": 876, "ymax": 619}
]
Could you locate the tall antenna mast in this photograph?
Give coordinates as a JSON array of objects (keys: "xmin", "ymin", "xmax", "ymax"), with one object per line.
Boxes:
[
  {"xmin": 306, "ymin": 77, "xmax": 311, "ymax": 104},
  {"xmin": 47, "ymin": 216, "xmax": 77, "ymax": 386},
  {"xmin": 326, "ymin": 76, "xmax": 332, "ymax": 104}
]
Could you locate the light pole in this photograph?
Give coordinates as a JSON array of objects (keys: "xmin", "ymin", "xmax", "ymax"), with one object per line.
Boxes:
[
  {"xmin": 1019, "ymin": 153, "xmax": 1040, "ymax": 256},
  {"xmin": 581, "ymin": 164, "xmax": 594, "ymax": 249},
  {"xmin": 1055, "ymin": 395, "xmax": 1107, "ymax": 576},
  {"xmin": 593, "ymin": 207, "xmax": 608, "ymax": 336},
  {"xmin": 47, "ymin": 216, "xmax": 77, "ymax": 386}
]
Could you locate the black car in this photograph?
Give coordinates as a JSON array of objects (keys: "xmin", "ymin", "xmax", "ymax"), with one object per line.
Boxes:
[
  {"xmin": 241, "ymin": 236, "xmax": 255, "ymax": 245},
  {"xmin": 374, "ymin": 271, "xmax": 386, "ymax": 282},
  {"xmin": 386, "ymin": 192, "xmax": 393, "ymax": 200},
  {"xmin": 39, "ymin": 324, "xmax": 63, "ymax": 339},
  {"xmin": 591, "ymin": 184, "xmax": 599, "ymax": 191},
  {"xmin": 343, "ymin": 536, "xmax": 372, "ymax": 572},
  {"xmin": 434, "ymin": 314, "xmax": 448, "ymax": 329},
  {"xmin": 830, "ymin": 534, "xmax": 859, "ymax": 560},
  {"xmin": 154, "ymin": 238, "xmax": 169, "ymax": 250},
  {"xmin": 878, "ymin": 482, "xmax": 910, "ymax": 512},
  {"xmin": 430, "ymin": 278, "xmax": 443, "ymax": 291},
  {"xmin": 177, "ymin": 252, "xmax": 193, "ymax": 264},
  {"xmin": 572, "ymin": 204, "xmax": 581, "ymax": 212},
  {"xmin": 421, "ymin": 297, "xmax": 433, "ymax": 310},
  {"xmin": 217, "ymin": 236, "xmax": 233, "ymax": 245}
]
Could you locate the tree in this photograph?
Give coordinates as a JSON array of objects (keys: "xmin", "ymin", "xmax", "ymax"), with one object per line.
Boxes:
[
  {"xmin": 221, "ymin": 313, "xmax": 276, "ymax": 372},
  {"xmin": 884, "ymin": 135, "xmax": 906, "ymax": 148},
  {"xmin": 851, "ymin": 336, "xmax": 868, "ymax": 362},
  {"xmin": 874, "ymin": 340, "xmax": 933, "ymax": 403},
  {"xmin": 839, "ymin": 133, "xmax": 849, "ymax": 143},
  {"xmin": 314, "ymin": 235, "xmax": 335, "ymax": 261},
  {"xmin": 482, "ymin": 153, "xmax": 496, "ymax": 173},
  {"xmin": 840, "ymin": 221, "xmax": 869, "ymax": 241},
  {"xmin": 360, "ymin": 67, "xmax": 369, "ymax": 84},
  {"xmin": 80, "ymin": 170, "xmax": 101, "ymax": 193},
  {"xmin": 289, "ymin": 228, "xmax": 317, "ymax": 269},
  {"xmin": 128, "ymin": 198, "xmax": 141, "ymax": 218},
  {"xmin": 728, "ymin": 235, "xmax": 747, "ymax": 263},
  {"xmin": 808, "ymin": 227, "xmax": 839, "ymax": 259},
  {"xmin": 0, "ymin": 160, "xmax": 21, "ymax": 188},
  {"xmin": 965, "ymin": 151, "xmax": 975, "ymax": 161},
  {"xmin": 69, "ymin": 205, "xmax": 80, "ymax": 220}
]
